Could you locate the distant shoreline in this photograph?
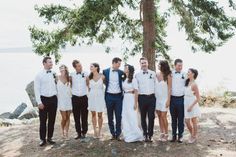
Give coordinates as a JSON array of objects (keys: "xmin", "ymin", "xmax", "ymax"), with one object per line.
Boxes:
[{"xmin": 0, "ymin": 46, "xmax": 121, "ymax": 54}]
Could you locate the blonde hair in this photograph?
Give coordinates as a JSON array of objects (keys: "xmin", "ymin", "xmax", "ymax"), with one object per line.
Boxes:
[{"xmin": 59, "ymin": 64, "xmax": 70, "ymax": 85}]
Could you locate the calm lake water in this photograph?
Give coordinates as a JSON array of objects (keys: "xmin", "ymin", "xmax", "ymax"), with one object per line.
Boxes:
[{"xmin": 0, "ymin": 52, "xmax": 235, "ymax": 114}]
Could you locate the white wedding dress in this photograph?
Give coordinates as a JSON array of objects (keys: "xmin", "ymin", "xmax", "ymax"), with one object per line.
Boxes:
[
  {"xmin": 184, "ymin": 85, "xmax": 201, "ymax": 119},
  {"xmin": 122, "ymin": 78, "xmax": 144, "ymax": 142},
  {"xmin": 57, "ymin": 80, "xmax": 72, "ymax": 111},
  {"xmin": 88, "ymin": 77, "xmax": 106, "ymax": 112}
]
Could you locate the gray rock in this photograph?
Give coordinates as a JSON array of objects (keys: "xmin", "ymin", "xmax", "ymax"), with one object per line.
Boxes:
[
  {"xmin": 25, "ymin": 81, "xmax": 38, "ymax": 107},
  {"xmin": 9, "ymin": 103, "xmax": 27, "ymax": 119},
  {"xmin": 0, "ymin": 112, "xmax": 11, "ymax": 119},
  {"xmin": 18, "ymin": 107, "xmax": 38, "ymax": 120}
]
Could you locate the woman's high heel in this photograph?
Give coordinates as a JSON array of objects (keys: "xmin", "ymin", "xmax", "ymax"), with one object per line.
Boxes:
[{"xmin": 161, "ymin": 134, "xmax": 168, "ymax": 142}]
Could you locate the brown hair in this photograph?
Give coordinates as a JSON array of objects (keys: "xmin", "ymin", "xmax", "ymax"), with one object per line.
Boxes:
[
  {"xmin": 174, "ymin": 59, "xmax": 183, "ymax": 65},
  {"xmin": 139, "ymin": 57, "xmax": 148, "ymax": 62},
  {"xmin": 159, "ymin": 60, "xmax": 171, "ymax": 82},
  {"xmin": 112, "ymin": 57, "xmax": 122, "ymax": 64},
  {"xmin": 59, "ymin": 65, "xmax": 70, "ymax": 85},
  {"xmin": 89, "ymin": 63, "xmax": 100, "ymax": 80},
  {"xmin": 185, "ymin": 68, "xmax": 198, "ymax": 87},
  {"xmin": 126, "ymin": 64, "xmax": 135, "ymax": 83},
  {"xmin": 72, "ymin": 60, "xmax": 80, "ymax": 68},
  {"xmin": 42, "ymin": 56, "xmax": 51, "ymax": 64}
]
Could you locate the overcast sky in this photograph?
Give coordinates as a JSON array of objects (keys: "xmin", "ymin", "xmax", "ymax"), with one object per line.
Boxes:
[
  {"xmin": 0, "ymin": 0, "xmax": 235, "ymax": 95},
  {"xmin": 0, "ymin": 0, "xmax": 235, "ymax": 59},
  {"xmin": 0, "ymin": 0, "xmax": 234, "ymax": 49},
  {"xmin": 0, "ymin": 0, "xmax": 73, "ymax": 48}
]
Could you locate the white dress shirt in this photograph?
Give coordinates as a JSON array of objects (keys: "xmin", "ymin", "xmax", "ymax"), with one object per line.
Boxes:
[
  {"xmin": 171, "ymin": 70, "xmax": 186, "ymax": 96},
  {"xmin": 71, "ymin": 71, "xmax": 88, "ymax": 97},
  {"xmin": 107, "ymin": 68, "xmax": 121, "ymax": 94},
  {"xmin": 34, "ymin": 69, "xmax": 57, "ymax": 105},
  {"xmin": 135, "ymin": 69, "xmax": 157, "ymax": 95}
]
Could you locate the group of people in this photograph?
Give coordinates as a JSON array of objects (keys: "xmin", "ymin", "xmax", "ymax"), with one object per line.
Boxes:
[{"xmin": 34, "ymin": 56, "xmax": 201, "ymax": 147}]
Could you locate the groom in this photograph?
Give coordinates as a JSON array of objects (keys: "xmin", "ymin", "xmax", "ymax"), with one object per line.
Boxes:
[{"xmin": 103, "ymin": 57, "xmax": 125, "ymax": 141}]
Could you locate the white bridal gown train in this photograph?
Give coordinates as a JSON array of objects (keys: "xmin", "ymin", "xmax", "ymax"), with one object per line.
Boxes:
[{"xmin": 122, "ymin": 78, "xmax": 144, "ymax": 142}]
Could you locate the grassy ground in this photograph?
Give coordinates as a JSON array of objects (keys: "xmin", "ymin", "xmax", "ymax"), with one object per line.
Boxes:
[{"xmin": 0, "ymin": 107, "xmax": 236, "ymax": 157}]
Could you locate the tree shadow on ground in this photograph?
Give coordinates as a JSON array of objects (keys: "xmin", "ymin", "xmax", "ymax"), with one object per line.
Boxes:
[{"xmin": 0, "ymin": 110, "xmax": 235, "ymax": 157}]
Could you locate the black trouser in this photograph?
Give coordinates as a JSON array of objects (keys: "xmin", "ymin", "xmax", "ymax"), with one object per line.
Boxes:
[
  {"xmin": 138, "ymin": 94, "xmax": 156, "ymax": 138},
  {"xmin": 72, "ymin": 95, "xmax": 88, "ymax": 136},
  {"xmin": 39, "ymin": 95, "xmax": 57, "ymax": 141}
]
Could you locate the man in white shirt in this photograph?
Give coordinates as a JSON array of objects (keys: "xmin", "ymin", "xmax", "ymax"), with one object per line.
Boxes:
[
  {"xmin": 70, "ymin": 60, "xmax": 89, "ymax": 140},
  {"xmin": 170, "ymin": 59, "xmax": 186, "ymax": 143},
  {"xmin": 135, "ymin": 57, "xmax": 157, "ymax": 142},
  {"xmin": 103, "ymin": 57, "xmax": 125, "ymax": 141},
  {"xmin": 34, "ymin": 56, "xmax": 57, "ymax": 146}
]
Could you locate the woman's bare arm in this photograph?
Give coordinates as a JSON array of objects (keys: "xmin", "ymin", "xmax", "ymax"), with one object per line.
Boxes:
[
  {"xmin": 166, "ymin": 74, "xmax": 172, "ymax": 108},
  {"xmin": 191, "ymin": 83, "xmax": 201, "ymax": 107}
]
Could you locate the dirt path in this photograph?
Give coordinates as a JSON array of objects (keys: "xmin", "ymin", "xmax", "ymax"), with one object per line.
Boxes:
[{"xmin": 0, "ymin": 107, "xmax": 235, "ymax": 157}]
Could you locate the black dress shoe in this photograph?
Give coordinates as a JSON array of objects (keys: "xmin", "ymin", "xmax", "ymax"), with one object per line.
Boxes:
[
  {"xmin": 110, "ymin": 135, "xmax": 116, "ymax": 140},
  {"xmin": 177, "ymin": 136, "xmax": 184, "ymax": 143},
  {"xmin": 81, "ymin": 134, "xmax": 86, "ymax": 139},
  {"xmin": 116, "ymin": 136, "xmax": 122, "ymax": 141},
  {"xmin": 170, "ymin": 136, "xmax": 177, "ymax": 142},
  {"xmin": 144, "ymin": 136, "xmax": 148, "ymax": 142},
  {"xmin": 148, "ymin": 136, "xmax": 153, "ymax": 142},
  {"xmin": 47, "ymin": 139, "xmax": 56, "ymax": 145},
  {"xmin": 39, "ymin": 140, "xmax": 46, "ymax": 147},
  {"xmin": 75, "ymin": 135, "xmax": 81, "ymax": 140}
]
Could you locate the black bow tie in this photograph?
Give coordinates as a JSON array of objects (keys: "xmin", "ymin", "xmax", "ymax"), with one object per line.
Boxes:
[
  {"xmin": 46, "ymin": 70, "xmax": 51, "ymax": 73},
  {"xmin": 112, "ymin": 69, "xmax": 118, "ymax": 72},
  {"xmin": 175, "ymin": 71, "xmax": 181, "ymax": 74},
  {"xmin": 143, "ymin": 71, "xmax": 148, "ymax": 74},
  {"xmin": 76, "ymin": 72, "xmax": 82, "ymax": 75}
]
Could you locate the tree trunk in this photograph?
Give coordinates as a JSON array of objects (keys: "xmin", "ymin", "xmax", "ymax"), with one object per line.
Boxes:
[{"xmin": 142, "ymin": 0, "xmax": 156, "ymax": 71}]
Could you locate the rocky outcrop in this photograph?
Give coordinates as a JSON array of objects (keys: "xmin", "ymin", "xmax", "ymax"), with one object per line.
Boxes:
[
  {"xmin": 0, "ymin": 112, "xmax": 11, "ymax": 119},
  {"xmin": 9, "ymin": 103, "xmax": 27, "ymax": 119},
  {"xmin": 25, "ymin": 81, "xmax": 38, "ymax": 107},
  {"xmin": 0, "ymin": 106, "xmax": 39, "ymax": 127},
  {"xmin": 18, "ymin": 108, "xmax": 38, "ymax": 120}
]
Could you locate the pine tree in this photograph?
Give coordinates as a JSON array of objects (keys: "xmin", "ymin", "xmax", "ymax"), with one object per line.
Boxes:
[{"xmin": 29, "ymin": 0, "xmax": 236, "ymax": 70}]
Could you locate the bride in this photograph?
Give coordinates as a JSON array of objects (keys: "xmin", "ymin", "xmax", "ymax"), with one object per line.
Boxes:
[{"xmin": 122, "ymin": 64, "xmax": 144, "ymax": 143}]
